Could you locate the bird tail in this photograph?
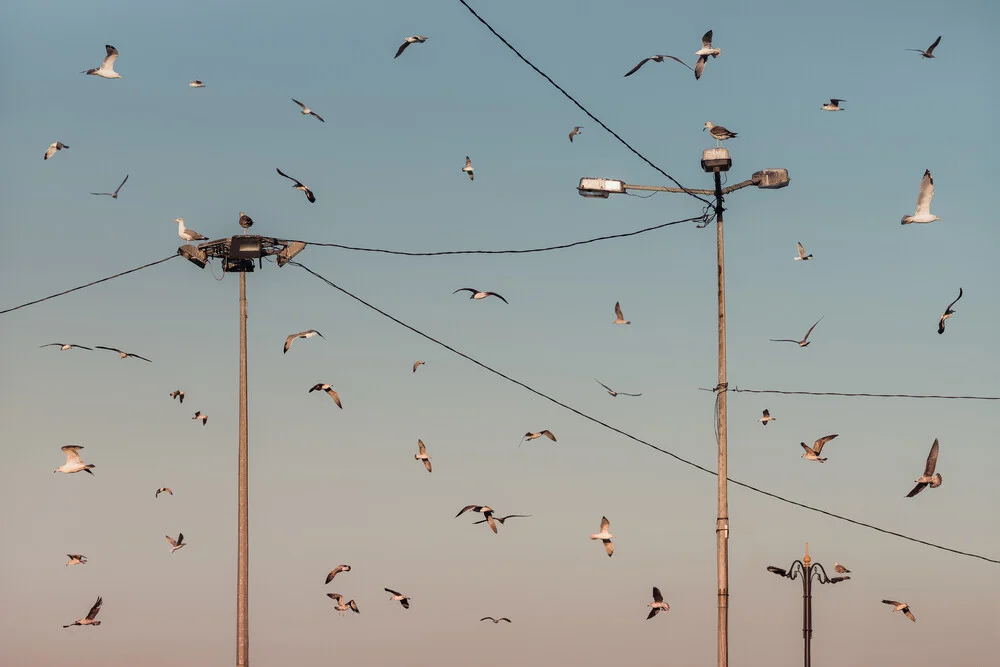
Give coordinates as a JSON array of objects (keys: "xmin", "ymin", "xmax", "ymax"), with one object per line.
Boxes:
[
  {"xmin": 900, "ymin": 216, "xmax": 911, "ymax": 225},
  {"xmin": 84, "ymin": 466, "xmax": 95, "ymax": 475}
]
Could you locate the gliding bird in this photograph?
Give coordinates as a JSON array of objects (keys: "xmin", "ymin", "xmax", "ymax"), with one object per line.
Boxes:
[
  {"xmin": 770, "ymin": 316, "xmax": 823, "ymax": 347},
  {"xmin": 906, "ymin": 439, "xmax": 943, "ymax": 498},
  {"xmin": 623, "ymin": 54, "xmax": 693, "ymax": 78},
  {"xmin": 800, "ymin": 434, "xmax": 838, "ymax": 463},
  {"xmin": 326, "ymin": 593, "xmax": 359, "ymax": 615},
  {"xmin": 520, "ymin": 430, "xmax": 556, "ymax": 447},
  {"xmin": 613, "ymin": 301, "xmax": 631, "ymax": 325},
  {"xmin": 44, "ymin": 142, "xmax": 69, "ymax": 160},
  {"xmin": 192, "ymin": 411, "xmax": 207, "ymax": 425},
  {"xmin": 63, "ymin": 596, "xmax": 103, "ymax": 628},
  {"xmin": 325, "ymin": 565, "xmax": 351, "ymax": 584},
  {"xmin": 882, "ymin": 600, "xmax": 916, "ymax": 622},
  {"xmin": 276, "ymin": 168, "xmax": 316, "ymax": 203},
  {"xmin": 758, "ymin": 409, "xmax": 776, "ymax": 426},
  {"xmin": 54, "ymin": 446, "xmax": 95, "ymax": 475},
  {"xmin": 82, "ymin": 45, "xmax": 121, "ymax": 79},
  {"xmin": 415, "ymin": 439, "xmax": 432, "ymax": 472},
  {"xmin": 794, "ymin": 242, "xmax": 813, "ymax": 260},
  {"xmin": 291, "ymin": 98, "xmax": 325, "ymax": 122},
  {"xmin": 595, "ymin": 379, "xmax": 641, "ymax": 397},
  {"xmin": 165, "ymin": 533, "xmax": 186, "ymax": 553},
  {"xmin": 170, "ymin": 390, "xmax": 185, "ymax": 403},
  {"xmin": 694, "ymin": 30, "xmax": 721, "ymax": 80},
  {"xmin": 40, "ymin": 343, "xmax": 91, "ymax": 351},
  {"xmin": 90, "ymin": 174, "xmax": 129, "ymax": 199},
  {"xmin": 647, "ymin": 587, "xmax": 670, "ymax": 619},
  {"xmin": 385, "ymin": 588, "xmax": 411, "ymax": 609},
  {"xmin": 937, "ymin": 288, "xmax": 962, "ymax": 334},
  {"xmin": 395, "ymin": 35, "xmax": 428, "ymax": 59},
  {"xmin": 568, "ymin": 126, "xmax": 583, "ymax": 142},
  {"xmin": 906, "ymin": 35, "xmax": 941, "ymax": 58},
  {"xmin": 156, "ymin": 487, "xmax": 173, "ymax": 498},
  {"xmin": 284, "ymin": 329, "xmax": 324, "ymax": 353},
  {"xmin": 309, "ymin": 383, "xmax": 342, "ymax": 409},
  {"xmin": 95, "ymin": 346, "xmax": 151, "ymax": 362},
  {"xmin": 590, "ymin": 516, "xmax": 615, "ymax": 557},
  {"xmin": 66, "ymin": 554, "xmax": 88, "ymax": 566},
  {"xmin": 480, "ymin": 616, "xmax": 512, "ymax": 623},
  {"xmin": 821, "ymin": 99, "xmax": 846, "ymax": 111},
  {"xmin": 900, "ymin": 169, "xmax": 939, "ymax": 225},
  {"xmin": 453, "ymin": 288, "xmax": 507, "ymax": 303},
  {"xmin": 462, "ymin": 155, "xmax": 475, "ymax": 181},
  {"xmin": 456, "ymin": 505, "xmax": 497, "ymax": 533}
]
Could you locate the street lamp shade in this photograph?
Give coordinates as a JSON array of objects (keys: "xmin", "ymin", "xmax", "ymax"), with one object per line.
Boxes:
[
  {"xmin": 829, "ymin": 576, "xmax": 851, "ymax": 584},
  {"xmin": 230, "ymin": 236, "xmax": 264, "ymax": 260},
  {"xmin": 276, "ymin": 241, "xmax": 306, "ymax": 267},
  {"xmin": 177, "ymin": 244, "xmax": 207, "ymax": 269},
  {"xmin": 701, "ymin": 148, "xmax": 732, "ymax": 173},
  {"xmin": 752, "ymin": 169, "xmax": 791, "ymax": 189},
  {"xmin": 578, "ymin": 177, "xmax": 626, "ymax": 198},
  {"xmin": 767, "ymin": 566, "xmax": 788, "ymax": 577}
]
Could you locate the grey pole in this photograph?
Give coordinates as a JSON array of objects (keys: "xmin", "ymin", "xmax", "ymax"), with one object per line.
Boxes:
[
  {"xmin": 714, "ymin": 170, "xmax": 730, "ymax": 667},
  {"xmin": 237, "ymin": 271, "xmax": 249, "ymax": 666},
  {"xmin": 803, "ymin": 549, "xmax": 812, "ymax": 667}
]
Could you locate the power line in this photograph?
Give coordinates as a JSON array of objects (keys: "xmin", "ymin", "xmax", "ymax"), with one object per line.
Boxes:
[
  {"xmin": 290, "ymin": 261, "xmax": 998, "ymax": 565},
  {"xmin": 700, "ymin": 387, "xmax": 999, "ymax": 401},
  {"xmin": 455, "ymin": 0, "xmax": 712, "ymax": 207},
  {"xmin": 0, "ymin": 255, "xmax": 179, "ymax": 316}
]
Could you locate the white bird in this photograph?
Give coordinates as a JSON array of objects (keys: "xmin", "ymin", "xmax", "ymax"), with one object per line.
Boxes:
[
  {"xmin": 165, "ymin": 533, "xmax": 186, "ymax": 553},
  {"xmin": 238, "ymin": 211, "xmax": 254, "ymax": 230},
  {"xmin": 759, "ymin": 409, "xmax": 776, "ymax": 426},
  {"xmin": 770, "ymin": 316, "xmax": 823, "ymax": 347},
  {"xmin": 900, "ymin": 169, "xmax": 940, "ymax": 225},
  {"xmin": 63, "ymin": 596, "xmax": 103, "ymax": 628},
  {"xmin": 276, "ymin": 168, "xmax": 316, "ymax": 203},
  {"xmin": 590, "ymin": 516, "xmax": 615, "ymax": 557},
  {"xmin": 412, "ymin": 360, "xmax": 425, "ymax": 373},
  {"xmin": 90, "ymin": 174, "xmax": 129, "ymax": 199},
  {"xmin": 291, "ymin": 98, "xmax": 325, "ymax": 122},
  {"xmin": 821, "ymin": 98, "xmax": 846, "ymax": 111},
  {"xmin": 906, "ymin": 35, "xmax": 941, "ymax": 59},
  {"xmin": 394, "ymin": 35, "xmax": 428, "ymax": 59},
  {"xmin": 284, "ymin": 329, "xmax": 324, "ymax": 353},
  {"xmin": 647, "ymin": 587, "xmax": 670, "ymax": 619},
  {"xmin": 462, "ymin": 156, "xmax": 475, "ymax": 181},
  {"xmin": 906, "ymin": 438, "xmax": 943, "ymax": 498},
  {"xmin": 192, "ymin": 411, "xmax": 207, "ymax": 426},
  {"xmin": 66, "ymin": 554, "xmax": 88, "ymax": 566},
  {"xmin": 520, "ymin": 430, "xmax": 556, "ymax": 448},
  {"xmin": 937, "ymin": 288, "xmax": 962, "ymax": 334},
  {"xmin": 613, "ymin": 301, "xmax": 631, "ymax": 325},
  {"xmin": 801, "ymin": 434, "xmax": 838, "ymax": 463},
  {"xmin": 173, "ymin": 217, "xmax": 209, "ymax": 243},
  {"xmin": 595, "ymin": 379, "xmax": 641, "ymax": 398},
  {"xmin": 568, "ymin": 126, "xmax": 583, "ymax": 142},
  {"xmin": 325, "ymin": 564, "xmax": 352, "ymax": 584},
  {"xmin": 694, "ymin": 30, "xmax": 721, "ymax": 80},
  {"xmin": 82, "ymin": 45, "xmax": 121, "ymax": 79},
  {"xmin": 833, "ymin": 562, "xmax": 851, "ymax": 574},
  {"xmin": 385, "ymin": 588, "xmax": 411, "ymax": 609},
  {"xmin": 456, "ymin": 505, "xmax": 497, "ymax": 533},
  {"xmin": 170, "ymin": 390, "xmax": 185, "ymax": 403},
  {"xmin": 309, "ymin": 383, "xmax": 342, "ymax": 409},
  {"xmin": 155, "ymin": 487, "xmax": 173, "ymax": 498},
  {"xmin": 54, "ymin": 445, "xmax": 95, "ymax": 475},
  {"xmin": 794, "ymin": 242, "xmax": 813, "ymax": 260},
  {"xmin": 623, "ymin": 54, "xmax": 693, "ymax": 78},
  {"xmin": 326, "ymin": 593, "xmax": 359, "ymax": 615},
  {"xmin": 480, "ymin": 616, "xmax": 512, "ymax": 623},
  {"xmin": 40, "ymin": 343, "xmax": 92, "ymax": 351},
  {"xmin": 44, "ymin": 142, "xmax": 69, "ymax": 160},
  {"xmin": 453, "ymin": 287, "xmax": 507, "ymax": 303},
  {"xmin": 95, "ymin": 345, "xmax": 152, "ymax": 362},
  {"xmin": 415, "ymin": 439, "xmax": 432, "ymax": 473},
  {"xmin": 189, "ymin": 80, "xmax": 206, "ymax": 88},
  {"xmin": 703, "ymin": 121, "xmax": 737, "ymax": 145},
  {"xmin": 882, "ymin": 599, "xmax": 916, "ymax": 622}
]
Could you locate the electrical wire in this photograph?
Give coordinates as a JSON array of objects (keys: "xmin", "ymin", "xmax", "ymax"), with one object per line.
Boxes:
[
  {"xmin": 702, "ymin": 387, "xmax": 999, "ymax": 401},
  {"xmin": 455, "ymin": 0, "xmax": 712, "ymax": 207},
  {"xmin": 291, "ymin": 261, "xmax": 998, "ymax": 565}
]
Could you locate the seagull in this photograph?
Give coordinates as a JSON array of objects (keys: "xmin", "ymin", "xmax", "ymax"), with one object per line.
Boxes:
[
  {"xmin": 40, "ymin": 343, "xmax": 92, "ymax": 351},
  {"xmin": 170, "ymin": 390, "xmax": 185, "ymax": 403},
  {"xmin": 801, "ymin": 434, "xmax": 838, "ymax": 463},
  {"xmin": 473, "ymin": 514, "xmax": 531, "ymax": 526},
  {"xmin": 54, "ymin": 445, "xmax": 95, "ymax": 475},
  {"xmin": 412, "ymin": 360, "xmax": 425, "ymax": 373},
  {"xmin": 291, "ymin": 98, "xmax": 325, "ymax": 122},
  {"xmin": 173, "ymin": 218, "xmax": 209, "ymax": 243},
  {"xmin": 906, "ymin": 35, "xmax": 941, "ymax": 59},
  {"xmin": 794, "ymin": 242, "xmax": 813, "ymax": 260},
  {"xmin": 189, "ymin": 80, "xmax": 206, "ymax": 88},
  {"xmin": 694, "ymin": 30, "xmax": 721, "ymax": 80},
  {"xmin": 456, "ymin": 505, "xmax": 497, "ymax": 533},
  {"xmin": 284, "ymin": 329, "xmax": 324, "ymax": 353},
  {"xmin": 309, "ymin": 383, "xmax": 342, "ymax": 409},
  {"xmin": 395, "ymin": 35, "xmax": 428, "ymax": 59},
  {"xmin": 595, "ymin": 379, "xmax": 641, "ymax": 397},
  {"xmin": 415, "ymin": 439, "xmax": 432, "ymax": 472},
  {"xmin": 647, "ymin": 587, "xmax": 671, "ymax": 619},
  {"xmin": 326, "ymin": 593, "xmax": 359, "ymax": 616},
  {"xmin": 66, "ymin": 554, "xmax": 88, "ymax": 566},
  {"xmin": 590, "ymin": 516, "xmax": 615, "ymax": 557},
  {"xmin": 900, "ymin": 169, "xmax": 939, "ymax": 225},
  {"xmin": 623, "ymin": 54, "xmax": 693, "ymax": 78},
  {"xmin": 821, "ymin": 98, "xmax": 846, "ymax": 111},
  {"xmin": 82, "ymin": 45, "xmax": 121, "ymax": 79},
  {"xmin": 165, "ymin": 533, "xmax": 186, "ymax": 553},
  {"xmin": 325, "ymin": 565, "xmax": 352, "ymax": 584},
  {"xmin": 276, "ymin": 168, "xmax": 316, "ymax": 203},
  {"xmin": 44, "ymin": 142, "xmax": 69, "ymax": 160},
  {"xmin": 882, "ymin": 600, "xmax": 916, "ymax": 622},
  {"xmin": 156, "ymin": 487, "xmax": 173, "ymax": 498},
  {"xmin": 385, "ymin": 588, "xmax": 411, "ymax": 609},
  {"xmin": 937, "ymin": 288, "xmax": 962, "ymax": 334},
  {"xmin": 95, "ymin": 346, "xmax": 151, "ymax": 362},
  {"xmin": 63, "ymin": 596, "xmax": 103, "ymax": 628},
  {"xmin": 703, "ymin": 121, "xmax": 737, "ymax": 145},
  {"xmin": 462, "ymin": 156, "xmax": 475, "ymax": 181},
  {"xmin": 520, "ymin": 430, "xmax": 556, "ymax": 447},
  {"xmin": 770, "ymin": 316, "xmax": 824, "ymax": 347},
  {"xmin": 759, "ymin": 409, "xmax": 776, "ymax": 426},
  {"xmin": 833, "ymin": 562, "xmax": 851, "ymax": 574},
  {"xmin": 453, "ymin": 288, "xmax": 508, "ymax": 303},
  {"xmin": 192, "ymin": 411, "xmax": 208, "ymax": 426},
  {"xmin": 480, "ymin": 616, "xmax": 512, "ymax": 623},
  {"xmin": 613, "ymin": 301, "xmax": 631, "ymax": 325},
  {"xmin": 90, "ymin": 174, "xmax": 129, "ymax": 199},
  {"xmin": 238, "ymin": 211, "xmax": 253, "ymax": 230},
  {"xmin": 906, "ymin": 438, "xmax": 943, "ymax": 498},
  {"xmin": 568, "ymin": 126, "xmax": 583, "ymax": 142}
]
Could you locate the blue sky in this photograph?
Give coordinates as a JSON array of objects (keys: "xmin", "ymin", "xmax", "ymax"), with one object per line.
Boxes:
[{"xmin": 1, "ymin": 1, "xmax": 998, "ymax": 665}]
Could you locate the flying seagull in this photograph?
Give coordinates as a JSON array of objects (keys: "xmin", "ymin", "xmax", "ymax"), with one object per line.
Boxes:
[
  {"xmin": 40, "ymin": 343, "xmax": 92, "ymax": 351},
  {"xmin": 906, "ymin": 35, "xmax": 941, "ymax": 59},
  {"xmin": 54, "ymin": 446, "xmax": 95, "ymax": 475},
  {"xmin": 801, "ymin": 434, "xmax": 839, "ymax": 463},
  {"xmin": 590, "ymin": 516, "xmax": 615, "ymax": 557},
  {"xmin": 326, "ymin": 593, "xmax": 359, "ymax": 616},
  {"xmin": 647, "ymin": 587, "xmax": 670, "ymax": 619},
  {"xmin": 82, "ymin": 45, "xmax": 121, "ymax": 79},
  {"xmin": 173, "ymin": 218, "xmax": 208, "ymax": 243},
  {"xmin": 44, "ymin": 142, "xmax": 69, "ymax": 160},
  {"xmin": 95, "ymin": 345, "xmax": 151, "ymax": 362},
  {"xmin": 238, "ymin": 211, "xmax": 253, "ymax": 230},
  {"xmin": 833, "ymin": 562, "xmax": 851, "ymax": 574},
  {"xmin": 882, "ymin": 600, "xmax": 916, "ymax": 622},
  {"xmin": 821, "ymin": 98, "xmax": 846, "ymax": 111},
  {"xmin": 462, "ymin": 155, "xmax": 475, "ymax": 181},
  {"xmin": 415, "ymin": 439, "xmax": 432, "ymax": 472},
  {"xmin": 155, "ymin": 487, "xmax": 173, "ymax": 498},
  {"xmin": 395, "ymin": 35, "xmax": 428, "ymax": 59},
  {"xmin": 906, "ymin": 438, "xmax": 943, "ymax": 498},
  {"xmin": 456, "ymin": 505, "xmax": 497, "ymax": 533},
  {"xmin": 595, "ymin": 379, "xmax": 641, "ymax": 398},
  {"xmin": 694, "ymin": 30, "xmax": 721, "ymax": 80},
  {"xmin": 165, "ymin": 533, "xmax": 186, "ymax": 553},
  {"xmin": 521, "ymin": 430, "xmax": 556, "ymax": 447},
  {"xmin": 794, "ymin": 242, "xmax": 813, "ymax": 260},
  {"xmin": 412, "ymin": 360, "xmax": 425, "ymax": 373},
  {"xmin": 703, "ymin": 121, "xmax": 737, "ymax": 145},
  {"xmin": 759, "ymin": 409, "xmax": 776, "ymax": 426},
  {"xmin": 91, "ymin": 174, "xmax": 129, "ymax": 199},
  {"xmin": 276, "ymin": 168, "xmax": 316, "ymax": 203},
  {"xmin": 770, "ymin": 316, "xmax": 824, "ymax": 347},
  {"xmin": 937, "ymin": 288, "xmax": 962, "ymax": 334},
  {"xmin": 613, "ymin": 301, "xmax": 631, "ymax": 325},
  {"xmin": 480, "ymin": 616, "xmax": 512, "ymax": 623},
  {"xmin": 309, "ymin": 383, "xmax": 342, "ymax": 409},
  {"xmin": 291, "ymin": 98, "xmax": 325, "ymax": 122},
  {"xmin": 63, "ymin": 596, "xmax": 103, "ymax": 628},
  {"xmin": 568, "ymin": 126, "xmax": 582, "ymax": 142},
  {"xmin": 453, "ymin": 288, "xmax": 508, "ymax": 303},
  {"xmin": 66, "ymin": 554, "xmax": 88, "ymax": 566},
  {"xmin": 170, "ymin": 390, "xmax": 185, "ymax": 403},
  {"xmin": 189, "ymin": 80, "xmax": 205, "ymax": 88},
  {"xmin": 325, "ymin": 565, "xmax": 352, "ymax": 584},
  {"xmin": 623, "ymin": 54, "xmax": 693, "ymax": 78},
  {"xmin": 473, "ymin": 514, "xmax": 531, "ymax": 527},
  {"xmin": 192, "ymin": 411, "xmax": 207, "ymax": 426},
  {"xmin": 900, "ymin": 169, "xmax": 939, "ymax": 225},
  {"xmin": 385, "ymin": 588, "xmax": 411, "ymax": 609},
  {"xmin": 284, "ymin": 329, "xmax": 324, "ymax": 353}
]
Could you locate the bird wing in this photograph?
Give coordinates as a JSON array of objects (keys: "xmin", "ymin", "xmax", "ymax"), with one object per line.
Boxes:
[
  {"xmin": 40, "ymin": 343, "xmax": 64, "ymax": 348},
  {"xmin": 456, "ymin": 504, "xmax": 481, "ymax": 517},
  {"xmin": 647, "ymin": 608, "xmax": 659, "ymax": 619},
  {"xmin": 62, "ymin": 446, "xmax": 84, "ymax": 465},
  {"xmin": 86, "ymin": 596, "xmax": 103, "ymax": 620},
  {"xmin": 652, "ymin": 587, "xmax": 663, "ymax": 602},
  {"xmin": 385, "ymin": 588, "xmax": 402, "ymax": 596},
  {"xmin": 923, "ymin": 438, "xmax": 939, "ymax": 475},
  {"xmin": 291, "ymin": 98, "xmax": 306, "ymax": 110},
  {"xmin": 615, "ymin": 301, "xmax": 625, "ymax": 320},
  {"xmin": 600, "ymin": 516, "xmax": 610, "ymax": 532},
  {"xmin": 813, "ymin": 434, "xmax": 838, "ymax": 454},
  {"xmin": 659, "ymin": 54, "xmax": 695, "ymax": 72},
  {"xmin": 480, "ymin": 617, "xmax": 494, "ymax": 622},
  {"xmin": 945, "ymin": 288, "xmax": 963, "ymax": 313},
  {"xmin": 312, "ymin": 111, "xmax": 325, "ymax": 122},
  {"xmin": 882, "ymin": 599, "xmax": 901, "ymax": 606},
  {"xmin": 348, "ymin": 600, "xmax": 359, "ymax": 613},
  {"xmin": 595, "ymin": 380, "xmax": 615, "ymax": 393},
  {"xmin": 762, "ymin": 410, "xmax": 770, "ymax": 418},
  {"xmin": 701, "ymin": 30, "xmax": 714, "ymax": 48},
  {"xmin": 694, "ymin": 55, "xmax": 707, "ymax": 80},
  {"xmin": 327, "ymin": 593, "xmax": 343, "ymax": 602},
  {"xmin": 541, "ymin": 430, "xmax": 556, "ymax": 441},
  {"xmin": 304, "ymin": 188, "xmax": 316, "ymax": 203},
  {"xmin": 276, "ymin": 168, "xmax": 302, "ymax": 186},
  {"xmin": 423, "ymin": 458, "xmax": 432, "ymax": 473},
  {"xmin": 797, "ymin": 242, "xmax": 806, "ymax": 258},
  {"xmin": 915, "ymin": 170, "xmax": 934, "ymax": 215},
  {"xmin": 325, "ymin": 388, "xmax": 342, "ymax": 408},
  {"xmin": 412, "ymin": 361, "xmax": 423, "ymax": 372},
  {"xmin": 769, "ymin": 339, "xmax": 800, "ymax": 343},
  {"xmin": 464, "ymin": 156, "xmax": 473, "ymax": 169},
  {"xmin": 498, "ymin": 514, "xmax": 531, "ymax": 522},
  {"xmin": 905, "ymin": 482, "xmax": 928, "ymax": 498},
  {"xmin": 903, "ymin": 607, "xmax": 916, "ymax": 622},
  {"xmin": 453, "ymin": 288, "xmax": 477, "ymax": 295},
  {"xmin": 90, "ymin": 191, "xmax": 113, "ymax": 196},
  {"xmin": 128, "ymin": 353, "xmax": 153, "ymax": 362},
  {"xmin": 926, "ymin": 35, "xmax": 941, "ymax": 54},
  {"xmin": 802, "ymin": 316, "xmax": 824, "ymax": 341},
  {"xmin": 394, "ymin": 40, "xmax": 411, "ymax": 59},
  {"xmin": 95, "ymin": 346, "xmax": 124, "ymax": 355},
  {"xmin": 114, "ymin": 174, "xmax": 129, "ymax": 194},
  {"xmin": 618, "ymin": 391, "xmax": 642, "ymax": 397},
  {"xmin": 283, "ymin": 333, "xmax": 299, "ymax": 353},
  {"xmin": 417, "ymin": 439, "xmax": 428, "ymax": 456},
  {"xmin": 486, "ymin": 292, "xmax": 508, "ymax": 304},
  {"xmin": 102, "ymin": 45, "xmax": 119, "ymax": 68},
  {"xmin": 165, "ymin": 535, "xmax": 178, "ymax": 547},
  {"xmin": 500, "ymin": 617, "xmax": 511, "ymax": 622},
  {"xmin": 400, "ymin": 598, "xmax": 410, "ymax": 609},
  {"xmin": 623, "ymin": 57, "xmax": 653, "ymax": 77},
  {"xmin": 800, "ymin": 442, "xmax": 817, "ymax": 456},
  {"xmin": 830, "ymin": 99, "xmax": 845, "ymax": 105}
]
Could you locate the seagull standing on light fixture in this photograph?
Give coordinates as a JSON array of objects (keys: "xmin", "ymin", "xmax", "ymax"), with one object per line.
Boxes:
[
  {"xmin": 770, "ymin": 316, "xmax": 823, "ymax": 347},
  {"xmin": 694, "ymin": 30, "xmax": 721, "ymax": 80},
  {"xmin": 309, "ymin": 383, "xmax": 342, "ymax": 409},
  {"xmin": 794, "ymin": 242, "xmax": 813, "ymax": 260},
  {"xmin": 937, "ymin": 288, "xmax": 962, "ymax": 334},
  {"xmin": 900, "ymin": 169, "xmax": 939, "ymax": 225},
  {"xmin": 906, "ymin": 35, "xmax": 941, "ymax": 59},
  {"xmin": 647, "ymin": 587, "xmax": 670, "ymax": 619},
  {"xmin": 394, "ymin": 35, "xmax": 428, "ymax": 59},
  {"xmin": 590, "ymin": 516, "xmax": 615, "ymax": 557},
  {"xmin": 54, "ymin": 446, "xmax": 95, "ymax": 475},
  {"xmin": 90, "ymin": 174, "xmax": 129, "ymax": 199},
  {"xmin": 821, "ymin": 99, "xmax": 846, "ymax": 111},
  {"xmin": 82, "ymin": 45, "xmax": 121, "ymax": 79},
  {"xmin": 238, "ymin": 211, "xmax": 254, "ymax": 230},
  {"xmin": 276, "ymin": 168, "xmax": 316, "ymax": 203},
  {"xmin": 284, "ymin": 329, "xmax": 323, "ymax": 353},
  {"xmin": 173, "ymin": 218, "xmax": 208, "ymax": 243},
  {"xmin": 291, "ymin": 98, "xmax": 325, "ymax": 122},
  {"xmin": 703, "ymin": 121, "xmax": 737, "ymax": 145},
  {"xmin": 415, "ymin": 439, "xmax": 432, "ymax": 472},
  {"xmin": 800, "ymin": 434, "xmax": 838, "ymax": 462},
  {"xmin": 613, "ymin": 301, "xmax": 631, "ymax": 325},
  {"xmin": 44, "ymin": 142, "xmax": 69, "ymax": 160},
  {"xmin": 906, "ymin": 439, "xmax": 943, "ymax": 498}
]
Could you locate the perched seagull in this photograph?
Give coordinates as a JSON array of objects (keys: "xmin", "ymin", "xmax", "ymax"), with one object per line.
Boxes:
[
  {"xmin": 415, "ymin": 439, "xmax": 433, "ymax": 473},
  {"xmin": 44, "ymin": 142, "xmax": 69, "ymax": 160},
  {"xmin": 325, "ymin": 565, "xmax": 352, "ymax": 584},
  {"xmin": 623, "ymin": 54, "xmax": 693, "ymax": 78},
  {"xmin": 480, "ymin": 616, "xmax": 512, "ymax": 623},
  {"xmin": 703, "ymin": 121, "xmax": 737, "ymax": 145},
  {"xmin": 173, "ymin": 217, "xmax": 208, "ymax": 243},
  {"xmin": 801, "ymin": 434, "xmax": 839, "ymax": 463},
  {"xmin": 473, "ymin": 514, "xmax": 531, "ymax": 526},
  {"xmin": 647, "ymin": 587, "xmax": 671, "ymax": 619},
  {"xmin": 821, "ymin": 98, "xmax": 846, "ymax": 111},
  {"xmin": 66, "ymin": 554, "xmax": 88, "ymax": 566},
  {"xmin": 385, "ymin": 588, "xmax": 411, "ymax": 609},
  {"xmin": 900, "ymin": 169, "xmax": 939, "ymax": 225},
  {"xmin": 90, "ymin": 174, "xmax": 129, "ymax": 199},
  {"xmin": 937, "ymin": 288, "xmax": 962, "ymax": 334},
  {"xmin": 238, "ymin": 211, "xmax": 253, "ymax": 230},
  {"xmin": 63, "ymin": 596, "xmax": 103, "ymax": 628},
  {"xmin": 394, "ymin": 35, "xmax": 428, "ymax": 59},
  {"xmin": 82, "ymin": 45, "xmax": 121, "ymax": 79},
  {"xmin": 412, "ymin": 360, "xmax": 425, "ymax": 373},
  {"xmin": 595, "ymin": 379, "xmax": 641, "ymax": 398},
  {"xmin": 291, "ymin": 98, "xmax": 325, "ymax": 123},
  {"xmin": 694, "ymin": 30, "xmax": 721, "ymax": 80},
  {"xmin": 794, "ymin": 242, "xmax": 813, "ymax": 260},
  {"xmin": 906, "ymin": 35, "xmax": 941, "ymax": 59},
  {"xmin": 613, "ymin": 301, "xmax": 631, "ymax": 325},
  {"xmin": 462, "ymin": 155, "xmax": 475, "ymax": 181},
  {"xmin": 758, "ymin": 409, "xmax": 776, "ymax": 426},
  {"xmin": 590, "ymin": 516, "xmax": 615, "ymax": 557},
  {"xmin": 54, "ymin": 445, "xmax": 95, "ymax": 475},
  {"xmin": 770, "ymin": 316, "xmax": 824, "ymax": 347},
  {"xmin": 170, "ymin": 390, "xmax": 185, "ymax": 404},
  {"xmin": 189, "ymin": 80, "xmax": 206, "ymax": 88},
  {"xmin": 833, "ymin": 562, "xmax": 851, "ymax": 574},
  {"xmin": 155, "ymin": 487, "xmax": 173, "ymax": 498},
  {"xmin": 882, "ymin": 599, "xmax": 916, "ymax": 622},
  {"xmin": 165, "ymin": 533, "xmax": 186, "ymax": 553},
  {"xmin": 309, "ymin": 383, "xmax": 342, "ymax": 409},
  {"xmin": 95, "ymin": 346, "xmax": 151, "ymax": 362},
  {"xmin": 520, "ymin": 430, "xmax": 556, "ymax": 448},
  {"xmin": 284, "ymin": 329, "xmax": 324, "ymax": 354},
  {"xmin": 453, "ymin": 288, "xmax": 508, "ymax": 304},
  {"xmin": 326, "ymin": 593, "xmax": 359, "ymax": 616},
  {"xmin": 40, "ymin": 343, "xmax": 92, "ymax": 351},
  {"xmin": 568, "ymin": 126, "xmax": 582, "ymax": 142},
  {"xmin": 192, "ymin": 411, "xmax": 208, "ymax": 426},
  {"xmin": 276, "ymin": 168, "xmax": 316, "ymax": 203},
  {"xmin": 456, "ymin": 505, "xmax": 497, "ymax": 533},
  {"xmin": 906, "ymin": 438, "xmax": 943, "ymax": 498}
]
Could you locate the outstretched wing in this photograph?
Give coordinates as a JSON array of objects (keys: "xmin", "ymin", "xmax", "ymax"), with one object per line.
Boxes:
[
  {"xmin": 86, "ymin": 596, "xmax": 103, "ymax": 620},
  {"xmin": 394, "ymin": 40, "xmax": 411, "ymax": 59},
  {"xmin": 925, "ymin": 35, "xmax": 941, "ymax": 55},
  {"xmin": 102, "ymin": 45, "xmax": 119, "ymax": 68},
  {"xmin": 623, "ymin": 57, "xmax": 653, "ymax": 77},
  {"xmin": 915, "ymin": 170, "xmax": 934, "ymax": 215},
  {"xmin": 95, "ymin": 346, "xmax": 124, "ymax": 355},
  {"xmin": 944, "ymin": 288, "xmax": 963, "ymax": 313},
  {"xmin": 385, "ymin": 588, "xmax": 402, "ymax": 596},
  {"xmin": 813, "ymin": 434, "xmax": 838, "ymax": 454},
  {"xmin": 923, "ymin": 438, "xmax": 939, "ymax": 476},
  {"xmin": 276, "ymin": 168, "xmax": 301, "ymax": 186},
  {"xmin": 600, "ymin": 516, "xmax": 610, "ymax": 533},
  {"xmin": 802, "ymin": 316, "xmax": 824, "ymax": 342},
  {"xmin": 701, "ymin": 30, "xmax": 714, "ymax": 48},
  {"xmin": 62, "ymin": 445, "xmax": 84, "ymax": 465},
  {"xmin": 615, "ymin": 301, "xmax": 625, "ymax": 320},
  {"xmin": 652, "ymin": 586, "xmax": 663, "ymax": 602},
  {"xmin": 486, "ymin": 292, "xmax": 508, "ymax": 304}
]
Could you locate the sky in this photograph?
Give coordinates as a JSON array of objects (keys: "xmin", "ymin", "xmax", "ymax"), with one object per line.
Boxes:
[{"xmin": 1, "ymin": 0, "xmax": 998, "ymax": 665}]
